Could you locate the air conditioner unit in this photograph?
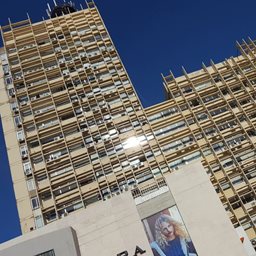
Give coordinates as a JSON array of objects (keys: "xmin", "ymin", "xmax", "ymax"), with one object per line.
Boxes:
[
  {"xmin": 13, "ymin": 107, "xmax": 19, "ymax": 113},
  {"xmin": 48, "ymin": 155, "xmax": 54, "ymax": 161},
  {"xmin": 61, "ymin": 212, "xmax": 68, "ymax": 218},
  {"xmin": 18, "ymin": 138, "xmax": 25, "ymax": 143},
  {"xmin": 25, "ymin": 168, "xmax": 32, "ymax": 175},
  {"xmin": 22, "ymin": 154, "xmax": 28, "ymax": 159}
]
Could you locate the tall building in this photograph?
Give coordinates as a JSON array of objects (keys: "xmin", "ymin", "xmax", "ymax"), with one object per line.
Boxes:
[
  {"xmin": 0, "ymin": 1, "xmax": 169, "ymax": 234},
  {"xmin": 0, "ymin": 1, "xmax": 255, "ymax": 254},
  {"xmin": 145, "ymin": 41, "xmax": 256, "ymax": 244}
]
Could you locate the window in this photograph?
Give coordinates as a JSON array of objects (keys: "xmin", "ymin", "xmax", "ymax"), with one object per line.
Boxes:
[
  {"xmin": 8, "ymin": 88, "xmax": 15, "ymax": 97},
  {"xmin": 181, "ymin": 86, "xmax": 192, "ymax": 93},
  {"xmin": 90, "ymin": 153, "xmax": 99, "ymax": 162},
  {"xmin": 31, "ymin": 196, "xmax": 39, "ymax": 209},
  {"xmin": 50, "ymin": 166, "xmax": 73, "ymax": 178},
  {"xmin": 35, "ymin": 215, "xmax": 44, "ymax": 229},
  {"xmin": 152, "ymin": 167, "xmax": 161, "ymax": 175},
  {"xmin": 27, "ymin": 179, "xmax": 36, "ymax": 191},
  {"xmin": 194, "ymin": 81, "xmax": 211, "ymax": 91},
  {"xmin": 220, "ymin": 181, "xmax": 231, "ymax": 190},
  {"xmin": 20, "ymin": 145, "xmax": 28, "ymax": 158},
  {"xmin": 31, "ymin": 157, "xmax": 43, "ymax": 168},
  {"xmin": 221, "ymin": 158, "xmax": 234, "ymax": 168},
  {"xmin": 14, "ymin": 116, "xmax": 22, "ymax": 128},
  {"xmin": 35, "ymin": 249, "xmax": 55, "ymax": 256},
  {"xmin": 145, "ymin": 151, "xmax": 154, "ymax": 159},
  {"xmin": 212, "ymin": 142, "xmax": 225, "ymax": 153},
  {"xmin": 23, "ymin": 162, "xmax": 32, "ymax": 175},
  {"xmin": 29, "ymin": 140, "xmax": 40, "ymax": 148},
  {"xmin": 182, "ymin": 151, "xmax": 201, "ymax": 163},
  {"xmin": 230, "ymin": 175, "xmax": 244, "ymax": 186},
  {"xmin": 154, "ymin": 121, "xmax": 186, "ymax": 137},
  {"xmin": 21, "ymin": 109, "xmax": 32, "ymax": 117},
  {"xmin": 130, "ymin": 158, "xmax": 141, "ymax": 168},
  {"xmin": 36, "ymin": 173, "xmax": 47, "ymax": 183},
  {"xmin": 115, "ymin": 144, "xmax": 123, "ymax": 152},
  {"xmin": 25, "ymin": 124, "xmax": 36, "ymax": 133},
  {"xmin": 16, "ymin": 130, "xmax": 25, "ymax": 142},
  {"xmin": 10, "ymin": 102, "xmax": 18, "ymax": 112},
  {"xmin": 196, "ymin": 112, "xmax": 208, "ymax": 121},
  {"xmin": 5, "ymin": 77, "xmax": 13, "ymax": 85},
  {"xmin": 3, "ymin": 65, "xmax": 9, "ymax": 75},
  {"xmin": 188, "ymin": 98, "xmax": 200, "ymax": 107},
  {"xmin": 210, "ymin": 106, "xmax": 228, "ymax": 117},
  {"xmin": 202, "ymin": 93, "xmax": 220, "ymax": 104}
]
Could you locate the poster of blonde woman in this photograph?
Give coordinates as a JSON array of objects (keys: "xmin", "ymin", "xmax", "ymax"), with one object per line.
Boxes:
[{"xmin": 142, "ymin": 206, "xmax": 197, "ymax": 256}]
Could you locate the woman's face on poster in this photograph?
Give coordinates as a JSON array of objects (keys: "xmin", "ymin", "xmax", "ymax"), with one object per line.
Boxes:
[{"xmin": 161, "ymin": 221, "xmax": 175, "ymax": 240}]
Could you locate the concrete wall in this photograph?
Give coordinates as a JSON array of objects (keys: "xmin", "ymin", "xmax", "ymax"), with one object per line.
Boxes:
[
  {"xmin": 0, "ymin": 161, "xmax": 248, "ymax": 256},
  {"xmin": 0, "ymin": 227, "xmax": 80, "ymax": 256},
  {"xmin": 136, "ymin": 190, "xmax": 175, "ymax": 219},
  {"xmin": 0, "ymin": 193, "xmax": 153, "ymax": 256},
  {"xmin": 0, "ymin": 57, "xmax": 34, "ymax": 233},
  {"xmin": 166, "ymin": 161, "xmax": 247, "ymax": 256}
]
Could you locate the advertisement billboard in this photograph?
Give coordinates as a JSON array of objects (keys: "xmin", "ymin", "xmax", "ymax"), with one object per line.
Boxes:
[{"xmin": 142, "ymin": 205, "xmax": 197, "ymax": 256}]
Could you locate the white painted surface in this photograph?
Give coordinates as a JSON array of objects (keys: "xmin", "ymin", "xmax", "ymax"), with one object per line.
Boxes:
[{"xmin": 166, "ymin": 161, "xmax": 247, "ymax": 256}]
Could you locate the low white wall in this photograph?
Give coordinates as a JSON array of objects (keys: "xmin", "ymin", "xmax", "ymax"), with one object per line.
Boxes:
[{"xmin": 0, "ymin": 193, "xmax": 153, "ymax": 256}]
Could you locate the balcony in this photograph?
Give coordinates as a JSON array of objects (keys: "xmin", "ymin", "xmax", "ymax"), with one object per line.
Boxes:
[
  {"xmin": 244, "ymin": 200, "xmax": 256, "ymax": 211},
  {"xmin": 80, "ymin": 181, "xmax": 98, "ymax": 194},
  {"xmin": 41, "ymin": 198, "xmax": 55, "ymax": 210},
  {"xmin": 33, "ymin": 162, "xmax": 45, "ymax": 172},
  {"xmin": 70, "ymin": 148, "xmax": 87, "ymax": 158},
  {"xmin": 223, "ymin": 188, "xmax": 235, "ymax": 198},
  {"xmin": 37, "ymin": 179, "xmax": 50, "ymax": 190},
  {"xmin": 233, "ymin": 207, "xmax": 246, "ymax": 219},
  {"xmin": 55, "ymin": 188, "xmax": 80, "ymax": 204}
]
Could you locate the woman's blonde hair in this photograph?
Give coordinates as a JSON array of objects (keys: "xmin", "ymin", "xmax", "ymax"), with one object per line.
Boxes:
[{"xmin": 155, "ymin": 214, "xmax": 188, "ymax": 249}]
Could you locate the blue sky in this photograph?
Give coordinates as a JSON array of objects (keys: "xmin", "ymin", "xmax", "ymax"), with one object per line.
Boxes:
[{"xmin": 1, "ymin": 0, "xmax": 256, "ymax": 243}]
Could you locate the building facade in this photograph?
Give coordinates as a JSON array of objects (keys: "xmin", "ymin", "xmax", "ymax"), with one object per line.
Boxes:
[
  {"xmin": 145, "ymin": 43, "xmax": 256, "ymax": 244},
  {"xmin": 0, "ymin": 2, "xmax": 169, "ymax": 234},
  {"xmin": 0, "ymin": 0, "xmax": 256, "ymax": 252},
  {"xmin": 0, "ymin": 163, "xmax": 249, "ymax": 256}
]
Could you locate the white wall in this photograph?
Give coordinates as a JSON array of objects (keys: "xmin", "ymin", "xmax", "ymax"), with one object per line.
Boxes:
[{"xmin": 166, "ymin": 161, "xmax": 247, "ymax": 256}]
